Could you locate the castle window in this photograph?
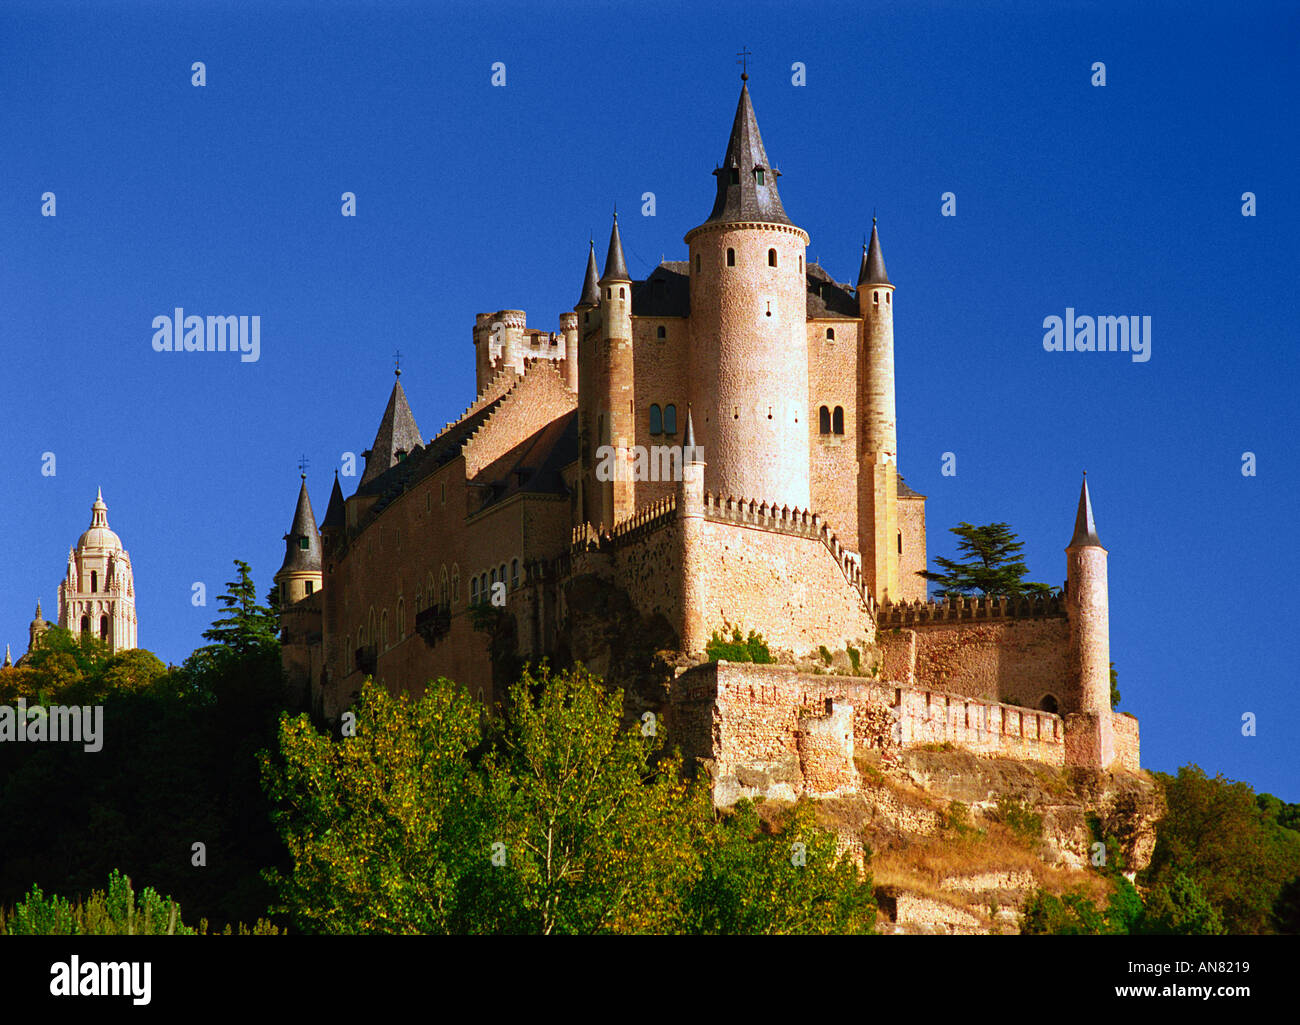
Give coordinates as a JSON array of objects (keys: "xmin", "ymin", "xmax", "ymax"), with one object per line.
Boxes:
[
  {"xmin": 452, "ymin": 564, "xmax": 460, "ymax": 603},
  {"xmin": 100, "ymin": 616, "xmax": 109, "ymax": 641},
  {"xmin": 656, "ymin": 325, "xmax": 666, "ymax": 339},
  {"xmin": 819, "ymin": 405, "xmax": 831, "ymax": 434},
  {"xmin": 826, "ymin": 327, "xmax": 835, "ymax": 340},
  {"xmin": 728, "ymin": 168, "xmax": 739, "ymax": 185},
  {"xmin": 619, "ymin": 287, "xmax": 625, "ymax": 299},
  {"xmin": 490, "ymin": 568, "xmax": 497, "ymax": 588},
  {"xmin": 441, "ymin": 566, "xmax": 450, "ymax": 606},
  {"xmin": 664, "ymin": 404, "xmax": 677, "ymax": 434},
  {"xmin": 499, "ymin": 563, "xmax": 507, "ymax": 589},
  {"xmin": 1040, "ymin": 694, "xmax": 1060, "ymax": 714},
  {"xmin": 510, "ymin": 559, "xmax": 519, "ymax": 589},
  {"xmin": 305, "ymin": 580, "xmax": 314, "ymax": 595},
  {"xmin": 80, "ymin": 615, "xmax": 90, "ymax": 635},
  {"xmin": 768, "ymin": 248, "xmax": 777, "ymax": 266},
  {"xmin": 726, "ymin": 248, "xmax": 735, "ymax": 267},
  {"xmin": 606, "ymin": 288, "xmax": 612, "ymax": 300},
  {"xmin": 756, "ymin": 169, "xmax": 765, "ymax": 186},
  {"xmin": 649, "ymin": 404, "xmax": 662, "ymax": 435},
  {"xmin": 470, "ymin": 577, "xmax": 479, "ymax": 604},
  {"xmin": 381, "ymin": 610, "xmax": 389, "ymax": 650},
  {"xmin": 886, "ymin": 292, "xmax": 891, "ymax": 305},
  {"xmin": 833, "ymin": 406, "xmax": 844, "ymax": 435},
  {"xmin": 299, "ymin": 537, "xmax": 309, "ymax": 551},
  {"xmin": 873, "ymin": 291, "xmax": 879, "ymax": 305},
  {"xmin": 897, "ymin": 531, "xmax": 903, "ymax": 555},
  {"xmin": 799, "ymin": 255, "xmax": 803, "ymax": 272},
  {"xmin": 91, "ymin": 570, "xmax": 98, "ymax": 593}
]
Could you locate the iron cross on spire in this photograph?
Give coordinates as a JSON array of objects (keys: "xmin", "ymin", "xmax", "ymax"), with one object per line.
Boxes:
[
  {"xmin": 393, "ymin": 349, "xmax": 403, "ymax": 377},
  {"xmin": 737, "ymin": 47, "xmax": 752, "ymax": 81},
  {"xmin": 298, "ymin": 454, "xmax": 310, "ymax": 480}
]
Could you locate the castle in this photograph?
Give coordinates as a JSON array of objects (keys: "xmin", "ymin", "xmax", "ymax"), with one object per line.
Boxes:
[
  {"xmin": 4, "ymin": 488, "xmax": 139, "ymax": 667},
  {"xmin": 274, "ymin": 76, "xmax": 1138, "ymax": 802}
]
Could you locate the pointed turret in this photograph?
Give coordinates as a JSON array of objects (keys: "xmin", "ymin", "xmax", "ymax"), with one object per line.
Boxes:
[
  {"xmin": 279, "ymin": 476, "xmax": 322, "ymax": 575},
  {"xmin": 577, "ymin": 239, "xmax": 601, "ymax": 308},
  {"xmin": 858, "ymin": 219, "xmax": 891, "ymax": 287},
  {"xmin": 599, "ymin": 214, "xmax": 629, "ymax": 284},
  {"xmin": 2, "ymin": 644, "xmax": 11, "ymax": 668},
  {"xmin": 698, "ymin": 80, "xmax": 792, "ymax": 228},
  {"xmin": 360, "ymin": 371, "xmax": 423, "ymax": 487},
  {"xmin": 683, "ymin": 404, "xmax": 697, "ymax": 452},
  {"xmin": 322, "ymin": 470, "xmax": 345, "ymax": 533},
  {"xmin": 1068, "ymin": 472, "xmax": 1103, "ymax": 548}
]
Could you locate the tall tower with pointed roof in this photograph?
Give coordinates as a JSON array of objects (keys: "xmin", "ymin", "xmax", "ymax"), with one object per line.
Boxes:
[
  {"xmin": 274, "ymin": 474, "xmax": 324, "ymax": 608},
  {"xmin": 360, "ymin": 370, "xmax": 423, "ymax": 488},
  {"xmin": 1064, "ymin": 473, "xmax": 1115, "ymax": 768},
  {"xmin": 57, "ymin": 488, "xmax": 137, "ymax": 652},
  {"xmin": 858, "ymin": 218, "xmax": 900, "ymax": 603},
  {"xmin": 685, "ymin": 76, "xmax": 811, "ymax": 510}
]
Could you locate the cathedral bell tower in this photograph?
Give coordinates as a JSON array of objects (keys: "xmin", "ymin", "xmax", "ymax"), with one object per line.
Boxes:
[{"xmin": 58, "ymin": 488, "xmax": 138, "ymax": 652}]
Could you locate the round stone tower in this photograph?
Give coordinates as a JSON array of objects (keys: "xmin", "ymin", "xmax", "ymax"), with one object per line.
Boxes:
[
  {"xmin": 685, "ymin": 77, "xmax": 811, "ymax": 511},
  {"xmin": 1064, "ymin": 473, "xmax": 1115, "ymax": 768}
]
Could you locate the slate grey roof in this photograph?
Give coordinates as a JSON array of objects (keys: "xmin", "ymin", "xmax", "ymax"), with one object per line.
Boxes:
[
  {"xmin": 858, "ymin": 221, "xmax": 891, "ymax": 287},
  {"xmin": 805, "ymin": 263, "xmax": 859, "ymax": 318},
  {"xmin": 599, "ymin": 215, "xmax": 630, "ymax": 283},
  {"xmin": 473, "ymin": 410, "xmax": 578, "ymax": 513},
  {"xmin": 279, "ymin": 478, "xmax": 322, "ymax": 574},
  {"xmin": 360, "ymin": 376, "xmax": 423, "ymax": 487},
  {"xmin": 577, "ymin": 241, "xmax": 600, "ymax": 308},
  {"xmin": 1068, "ymin": 474, "xmax": 1102, "ymax": 547},
  {"xmin": 632, "ymin": 263, "xmax": 690, "ymax": 317},
  {"xmin": 322, "ymin": 471, "xmax": 345, "ymax": 531},
  {"xmin": 697, "ymin": 82, "xmax": 793, "ymax": 229},
  {"xmin": 897, "ymin": 473, "xmax": 926, "ymax": 500}
]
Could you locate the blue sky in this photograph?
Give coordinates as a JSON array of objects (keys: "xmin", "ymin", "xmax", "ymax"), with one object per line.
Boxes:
[{"xmin": 1, "ymin": 1, "xmax": 1296, "ymax": 798}]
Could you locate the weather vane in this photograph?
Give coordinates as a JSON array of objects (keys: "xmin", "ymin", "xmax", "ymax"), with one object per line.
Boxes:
[{"xmin": 737, "ymin": 47, "xmax": 752, "ymax": 80}]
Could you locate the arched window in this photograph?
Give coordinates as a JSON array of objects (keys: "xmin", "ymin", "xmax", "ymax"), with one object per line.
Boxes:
[
  {"xmin": 818, "ymin": 405, "xmax": 831, "ymax": 434},
  {"xmin": 726, "ymin": 248, "xmax": 735, "ymax": 267},
  {"xmin": 664, "ymin": 404, "xmax": 677, "ymax": 434},
  {"xmin": 480, "ymin": 572, "xmax": 488, "ymax": 597},
  {"xmin": 499, "ymin": 563, "xmax": 507, "ymax": 588},
  {"xmin": 490, "ymin": 568, "xmax": 497, "ymax": 587},
  {"xmin": 755, "ymin": 168, "xmax": 765, "ymax": 185},
  {"xmin": 470, "ymin": 576, "xmax": 479, "ymax": 604},
  {"xmin": 873, "ymin": 290, "xmax": 880, "ymax": 305},
  {"xmin": 510, "ymin": 559, "xmax": 519, "ymax": 589},
  {"xmin": 656, "ymin": 325, "xmax": 666, "ymax": 339},
  {"xmin": 427, "ymin": 572, "xmax": 434, "ymax": 606},
  {"xmin": 649, "ymin": 404, "xmax": 662, "ymax": 435},
  {"xmin": 80, "ymin": 615, "xmax": 90, "ymax": 635},
  {"xmin": 100, "ymin": 616, "xmax": 109, "ymax": 641},
  {"xmin": 833, "ymin": 406, "xmax": 844, "ymax": 435},
  {"xmin": 441, "ymin": 566, "xmax": 450, "ymax": 607},
  {"xmin": 768, "ymin": 248, "xmax": 777, "ymax": 267},
  {"xmin": 1040, "ymin": 694, "xmax": 1060, "ymax": 714},
  {"xmin": 91, "ymin": 570, "xmax": 98, "ymax": 593},
  {"xmin": 451, "ymin": 564, "xmax": 460, "ymax": 603},
  {"xmin": 619, "ymin": 287, "xmax": 625, "ymax": 299},
  {"xmin": 897, "ymin": 531, "xmax": 903, "ymax": 555},
  {"xmin": 381, "ymin": 610, "xmax": 389, "ymax": 650},
  {"xmin": 826, "ymin": 327, "xmax": 835, "ymax": 340},
  {"xmin": 799, "ymin": 255, "xmax": 803, "ymax": 272}
]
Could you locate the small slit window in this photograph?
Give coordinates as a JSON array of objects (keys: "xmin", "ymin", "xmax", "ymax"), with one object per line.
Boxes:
[
  {"xmin": 619, "ymin": 287, "xmax": 625, "ymax": 299},
  {"xmin": 886, "ymin": 292, "xmax": 891, "ymax": 305},
  {"xmin": 826, "ymin": 327, "xmax": 835, "ymax": 340},
  {"xmin": 728, "ymin": 168, "xmax": 740, "ymax": 185},
  {"xmin": 726, "ymin": 248, "xmax": 735, "ymax": 267},
  {"xmin": 873, "ymin": 291, "xmax": 880, "ymax": 305},
  {"xmin": 649, "ymin": 404, "xmax": 662, "ymax": 435},
  {"xmin": 897, "ymin": 530, "xmax": 903, "ymax": 555},
  {"xmin": 818, "ymin": 405, "xmax": 831, "ymax": 435},
  {"xmin": 656, "ymin": 325, "xmax": 666, "ymax": 339},
  {"xmin": 755, "ymin": 168, "xmax": 765, "ymax": 185},
  {"xmin": 833, "ymin": 406, "xmax": 844, "ymax": 435},
  {"xmin": 664, "ymin": 404, "xmax": 677, "ymax": 434},
  {"xmin": 768, "ymin": 248, "xmax": 777, "ymax": 267},
  {"xmin": 510, "ymin": 559, "xmax": 519, "ymax": 589}
]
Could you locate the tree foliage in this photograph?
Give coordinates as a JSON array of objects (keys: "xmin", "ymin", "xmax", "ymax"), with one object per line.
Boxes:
[{"xmin": 919, "ymin": 522, "xmax": 1053, "ymax": 598}]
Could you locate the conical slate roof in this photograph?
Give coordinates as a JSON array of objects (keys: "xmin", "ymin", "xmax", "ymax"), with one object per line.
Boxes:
[
  {"xmin": 858, "ymin": 220, "xmax": 891, "ymax": 287},
  {"xmin": 279, "ymin": 477, "xmax": 322, "ymax": 574},
  {"xmin": 577, "ymin": 240, "xmax": 601, "ymax": 307},
  {"xmin": 322, "ymin": 470, "xmax": 345, "ymax": 532},
  {"xmin": 360, "ymin": 374, "xmax": 423, "ymax": 487},
  {"xmin": 1067, "ymin": 474, "xmax": 1103, "ymax": 548},
  {"xmin": 599, "ymin": 214, "xmax": 629, "ymax": 284},
  {"xmin": 698, "ymin": 81, "xmax": 793, "ymax": 228}
]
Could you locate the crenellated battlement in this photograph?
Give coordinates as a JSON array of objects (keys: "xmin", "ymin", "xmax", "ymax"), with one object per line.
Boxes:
[{"xmin": 877, "ymin": 593, "xmax": 1065, "ymax": 627}]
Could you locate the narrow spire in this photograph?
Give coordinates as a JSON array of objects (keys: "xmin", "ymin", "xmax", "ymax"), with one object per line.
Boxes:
[
  {"xmin": 599, "ymin": 213, "xmax": 629, "ymax": 284},
  {"xmin": 34, "ymin": 598, "xmax": 43, "ymax": 621},
  {"xmin": 322, "ymin": 469, "xmax": 346, "ymax": 532},
  {"xmin": 360, "ymin": 375, "xmax": 423, "ymax": 487},
  {"xmin": 279, "ymin": 477, "xmax": 323, "ymax": 574},
  {"xmin": 2, "ymin": 644, "xmax": 11, "ymax": 668},
  {"xmin": 858, "ymin": 218, "xmax": 891, "ymax": 287},
  {"xmin": 698, "ymin": 79, "xmax": 792, "ymax": 228},
  {"xmin": 683, "ymin": 404, "xmax": 697, "ymax": 453},
  {"xmin": 577, "ymin": 239, "xmax": 601, "ymax": 307},
  {"xmin": 1068, "ymin": 472, "xmax": 1103, "ymax": 548}
]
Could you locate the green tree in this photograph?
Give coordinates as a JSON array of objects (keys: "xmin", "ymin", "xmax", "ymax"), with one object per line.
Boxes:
[
  {"xmin": 1142, "ymin": 765, "xmax": 1300, "ymax": 933},
  {"xmin": 919, "ymin": 522, "xmax": 1053, "ymax": 598},
  {"xmin": 705, "ymin": 625, "xmax": 774, "ymax": 664},
  {"xmin": 1141, "ymin": 873, "xmax": 1226, "ymax": 935},
  {"xmin": 683, "ymin": 799, "xmax": 875, "ymax": 934},
  {"xmin": 1110, "ymin": 662, "xmax": 1121, "ymax": 709},
  {"xmin": 192, "ymin": 560, "xmax": 279, "ymax": 662}
]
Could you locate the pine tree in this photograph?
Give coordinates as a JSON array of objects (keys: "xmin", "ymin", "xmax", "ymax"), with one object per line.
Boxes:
[{"xmin": 919, "ymin": 522, "xmax": 1054, "ymax": 599}]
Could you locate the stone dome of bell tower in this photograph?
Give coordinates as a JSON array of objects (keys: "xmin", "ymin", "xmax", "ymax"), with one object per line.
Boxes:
[{"xmin": 58, "ymin": 488, "xmax": 137, "ymax": 652}]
